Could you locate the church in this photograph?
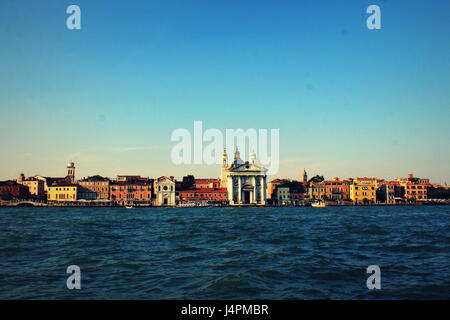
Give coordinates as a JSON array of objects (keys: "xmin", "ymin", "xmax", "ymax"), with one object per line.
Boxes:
[{"xmin": 220, "ymin": 148, "xmax": 268, "ymax": 206}]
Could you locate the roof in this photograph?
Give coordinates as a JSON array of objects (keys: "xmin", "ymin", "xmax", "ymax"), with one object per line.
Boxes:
[
  {"xmin": 0, "ymin": 180, "xmax": 20, "ymax": 186},
  {"xmin": 195, "ymin": 179, "xmax": 220, "ymax": 183},
  {"xmin": 157, "ymin": 176, "xmax": 175, "ymax": 182},
  {"xmin": 49, "ymin": 182, "xmax": 78, "ymax": 187},
  {"xmin": 383, "ymin": 181, "xmax": 401, "ymax": 185},
  {"xmin": 36, "ymin": 177, "xmax": 69, "ymax": 186},
  {"xmin": 270, "ymin": 179, "xmax": 286, "ymax": 183},
  {"xmin": 110, "ymin": 181, "xmax": 151, "ymax": 186},
  {"xmin": 179, "ymin": 188, "xmax": 227, "ymax": 193}
]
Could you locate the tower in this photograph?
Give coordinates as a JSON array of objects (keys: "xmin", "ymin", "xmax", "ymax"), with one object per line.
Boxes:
[
  {"xmin": 250, "ymin": 150, "xmax": 256, "ymax": 164},
  {"xmin": 17, "ymin": 173, "xmax": 25, "ymax": 184},
  {"xmin": 220, "ymin": 149, "xmax": 229, "ymax": 188},
  {"xmin": 234, "ymin": 148, "xmax": 240, "ymax": 163},
  {"xmin": 302, "ymin": 168, "xmax": 307, "ymax": 184},
  {"xmin": 67, "ymin": 162, "xmax": 76, "ymax": 183},
  {"xmin": 233, "ymin": 147, "xmax": 244, "ymax": 165},
  {"xmin": 222, "ymin": 148, "xmax": 228, "ymax": 166}
]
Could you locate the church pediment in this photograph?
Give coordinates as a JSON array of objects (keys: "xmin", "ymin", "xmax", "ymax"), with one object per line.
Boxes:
[{"xmin": 228, "ymin": 162, "xmax": 267, "ymax": 173}]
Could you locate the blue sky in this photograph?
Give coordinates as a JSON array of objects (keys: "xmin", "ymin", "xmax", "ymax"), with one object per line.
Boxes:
[{"xmin": 0, "ymin": 0, "xmax": 449, "ymax": 183}]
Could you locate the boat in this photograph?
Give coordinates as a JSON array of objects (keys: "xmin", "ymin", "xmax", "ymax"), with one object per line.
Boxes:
[
  {"xmin": 311, "ymin": 201, "xmax": 327, "ymax": 207},
  {"xmin": 125, "ymin": 206, "xmax": 134, "ymax": 209},
  {"xmin": 177, "ymin": 203, "xmax": 197, "ymax": 207}
]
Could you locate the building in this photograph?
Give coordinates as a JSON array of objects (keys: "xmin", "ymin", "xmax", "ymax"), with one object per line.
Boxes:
[
  {"xmin": 222, "ymin": 149, "xmax": 268, "ymax": 206},
  {"xmin": 78, "ymin": 175, "xmax": 111, "ymax": 200},
  {"xmin": 47, "ymin": 182, "xmax": 78, "ymax": 201},
  {"xmin": 194, "ymin": 178, "xmax": 221, "ymax": 189},
  {"xmin": 17, "ymin": 174, "xmax": 46, "ymax": 200},
  {"xmin": 402, "ymin": 182, "xmax": 429, "ymax": 201},
  {"xmin": 376, "ymin": 181, "xmax": 404, "ymax": 204},
  {"xmin": 267, "ymin": 179, "xmax": 287, "ymax": 200},
  {"xmin": 0, "ymin": 180, "xmax": 31, "ymax": 200},
  {"xmin": 309, "ymin": 178, "xmax": 350, "ymax": 201},
  {"xmin": 154, "ymin": 176, "xmax": 176, "ymax": 206},
  {"xmin": 396, "ymin": 174, "xmax": 431, "ymax": 201},
  {"xmin": 274, "ymin": 187, "xmax": 290, "ymax": 205},
  {"xmin": 178, "ymin": 188, "xmax": 228, "ymax": 205},
  {"xmin": 34, "ymin": 175, "xmax": 70, "ymax": 193},
  {"xmin": 267, "ymin": 179, "xmax": 307, "ymax": 205},
  {"xmin": 350, "ymin": 178, "xmax": 380, "ymax": 205},
  {"xmin": 32, "ymin": 162, "xmax": 77, "ymax": 196},
  {"xmin": 397, "ymin": 173, "xmax": 430, "ymax": 184},
  {"xmin": 110, "ymin": 176, "xmax": 152, "ymax": 206}
]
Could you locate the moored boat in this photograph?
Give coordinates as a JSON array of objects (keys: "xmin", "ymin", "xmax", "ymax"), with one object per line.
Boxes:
[{"xmin": 311, "ymin": 201, "xmax": 327, "ymax": 207}]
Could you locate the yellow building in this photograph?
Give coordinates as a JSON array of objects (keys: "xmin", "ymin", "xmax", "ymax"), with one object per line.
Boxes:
[
  {"xmin": 350, "ymin": 178, "xmax": 379, "ymax": 204},
  {"xmin": 47, "ymin": 184, "xmax": 78, "ymax": 201},
  {"xmin": 17, "ymin": 174, "xmax": 46, "ymax": 200}
]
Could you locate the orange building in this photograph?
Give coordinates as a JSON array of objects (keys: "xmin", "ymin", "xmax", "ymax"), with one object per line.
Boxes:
[
  {"xmin": 178, "ymin": 188, "xmax": 228, "ymax": 205},
  {"xmin": 396, "ymin": 174, "xmax": 431, "ymax": 201},
  {"xmin": 78, "ymin": 175, "xmax": 111, "ymax": 200},
  {"xmin": 194, "ymin": 178, "xmax": 221, "ymax": 189},
  {"xmin": 402, "ymin": 182, "xmax": 429, "ymax": 200},
  {"xmin": 309, "ymin": 178, "xmax": 351, "ymax": 201},
  {"xmin": 110, "ymin": 176, "xmax": 152, "ymax": 205}
]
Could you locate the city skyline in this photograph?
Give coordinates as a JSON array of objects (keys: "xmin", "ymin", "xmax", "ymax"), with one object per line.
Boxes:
[
  {"xmin": 1, "ymin": 0, "xmax": 449, "ymax": 183},
  {"xmin": 8, "ymin": 159, "xmax": 448, "ymax": 187}
]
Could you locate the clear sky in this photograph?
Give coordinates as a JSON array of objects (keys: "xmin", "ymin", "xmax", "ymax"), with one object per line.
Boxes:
[{"xmin": 1, "ymin": 0, "xmax": 449, "ymax": 183}]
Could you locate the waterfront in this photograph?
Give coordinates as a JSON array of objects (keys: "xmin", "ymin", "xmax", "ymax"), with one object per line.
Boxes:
[{"xmin": 0, "ymin": 206, "xmax": 448, "ymax": 299}]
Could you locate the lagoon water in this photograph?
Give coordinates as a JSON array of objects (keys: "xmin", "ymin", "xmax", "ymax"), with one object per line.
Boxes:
[{"xmin": 0, "ymin": 206, "xmax": 448, "ymax": 299}]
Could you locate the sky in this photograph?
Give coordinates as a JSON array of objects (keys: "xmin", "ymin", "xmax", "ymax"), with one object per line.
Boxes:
[{"xmin": 0, "ymin": 0, "xmax": 449, "ymax": 183}]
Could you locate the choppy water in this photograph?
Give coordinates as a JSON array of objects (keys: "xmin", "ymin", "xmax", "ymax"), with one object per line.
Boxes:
[{"xmin": 0, "ymin": 206, "xmax": 448, "ymax": 299}]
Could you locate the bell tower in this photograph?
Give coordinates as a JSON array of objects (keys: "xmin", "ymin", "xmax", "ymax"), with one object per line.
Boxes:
[
  {"xmin": 220, "ymin": 149, "xmax": 228, "ymax": 188},
  {"xmin": 302, "ymin": 168, "xmax": 308, "ymax": 184},
  {"xmin": 67, "ymin": 161, "xmax": 76, "ymax": 183}
]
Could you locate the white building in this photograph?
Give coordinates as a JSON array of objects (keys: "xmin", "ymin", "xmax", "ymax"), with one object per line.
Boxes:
[
  {"xmin": 275, "ymin": 187, "xmax": 290, "ymax": 205},
  {"xmin": 155, "ymin": 176, "xmax": 176, "ymax": 206},
  {"xmin": 221, "ymin": 149, "xmax": 268, "ymax": 206}
]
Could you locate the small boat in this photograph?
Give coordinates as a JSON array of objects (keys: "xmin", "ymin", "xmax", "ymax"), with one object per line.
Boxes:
[
  {"xmin": 177, "ymin": 203, "xmax": 197, "ymax": 207},
  {"xmin": 311, "ymin": 201, "xmax": 327, "ymax": 207},
  {"xmin": 125, "ymin": 206, "xmax": 134, "ymax": 209}
]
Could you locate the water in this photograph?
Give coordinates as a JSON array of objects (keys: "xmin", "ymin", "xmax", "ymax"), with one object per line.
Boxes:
[{"xmin": 0, "ymin": 206, "xmax": 448, "ymax": 299}]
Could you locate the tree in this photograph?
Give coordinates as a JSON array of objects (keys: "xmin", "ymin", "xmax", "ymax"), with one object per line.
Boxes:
[{"xmin": 308, "ymin": 175, "xmax": 324, "ymax": 185}]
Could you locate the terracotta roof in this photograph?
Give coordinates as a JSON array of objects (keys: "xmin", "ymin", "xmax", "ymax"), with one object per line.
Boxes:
[
  {"xmin": 179, "ymin": 188, "xmax": 227, "ymax": 193},
  {"xmin": 157, "ymin": 176, "xmax": 175, "ymax": 182}
]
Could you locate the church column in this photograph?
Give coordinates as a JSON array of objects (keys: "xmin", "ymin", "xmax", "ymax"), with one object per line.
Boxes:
[
  {"xmin": 227, "ymin": 174, "xmax": 233, "ymax": 205},
  {"xmin": 237, "ymin": 176, "xmax": 242, "ymax": 204},
  {"xmin": 251, "ymin": 176, "xmax": 255, "ymax": 204},
  {"xmin": 262, "ymin": 176, "xmax": 267, "ymax": 205},
  {"xmin": 256, "ymin": 176, "xmax": 261, "ymax": 204}
]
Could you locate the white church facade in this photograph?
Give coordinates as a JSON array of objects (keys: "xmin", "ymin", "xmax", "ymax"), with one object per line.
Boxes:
[{"xmin": 221, "ymin": 149, "xmax": 268, "ymax": 206}]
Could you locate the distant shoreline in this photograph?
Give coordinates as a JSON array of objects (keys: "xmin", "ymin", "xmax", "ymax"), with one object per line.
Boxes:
[{"xmin": 1, "ymin": 202, "xmax": 449, "ymax": 208}]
